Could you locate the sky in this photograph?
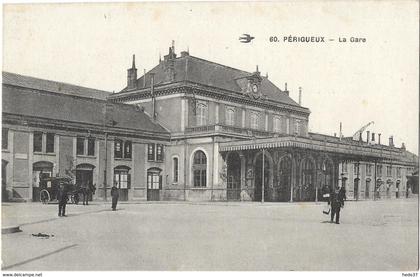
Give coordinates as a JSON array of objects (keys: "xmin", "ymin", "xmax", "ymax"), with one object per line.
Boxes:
[{"xmin": 3, "ymin": 1, "xmax": 419, "ymax": 154}]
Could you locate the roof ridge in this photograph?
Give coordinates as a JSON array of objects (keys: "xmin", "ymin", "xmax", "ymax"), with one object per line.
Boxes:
[
  {"xmin": 3, "ymin": 71, "xmax": 111, "ymax": 94},
  {"xmin": 180, "ymin": 55, "xmax": 252, "ymax": 76}
]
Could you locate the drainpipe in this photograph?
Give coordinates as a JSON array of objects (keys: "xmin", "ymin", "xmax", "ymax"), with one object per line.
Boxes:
[
  {"xmin": 150, "ymin": 73, "xmax": 156, "ymax": 120},
  {"xmin": 104, "ymin": 132, "xmax": 107, "ymax": 202}
]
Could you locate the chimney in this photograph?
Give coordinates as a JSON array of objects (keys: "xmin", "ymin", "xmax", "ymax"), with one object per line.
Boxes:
[
  {"xmin": 366, "ymin": 131, "xmax": 370, "ymax": 143},
  {"xmin": 389, "ymin": 136, "xmax": 394, "ymax": 147},
  {"xmin": 181, "ymin": 51, "xmax": 189, "ymax": 57},
  {"xmin": 298, "ymin": 87, "xmax": 302, "ymax": 105},
  {"xmin": 143, "ymin": 69, "xmax": 146, "ymax": 88},
  {"xmin": 284, "ymin": 83, "xmax": 289, "ymax": 96},
  {"xmin": 378, "ymin": 133, "xmax": 381, "ymax": 145},
  {"xmin": 334, "ymin": 133, "xmax": 337, "ymax": 137},
  {"xmin": 339, "ymin": 122, "xmax": 342, "ymax": 141},
  {"xmin": 127, "ymin": 54, "xmax": 137, "ymax": 90},
  {"xmin": 359, "ymin": 132, "xmax": 362, "ymax": 142},
  {"xmin": 372, "ymin": 132, "xmax": 375, "ymax": 142},
  {"xmin": 401, "ymin": 142, "xmax": 406, "ymax": 150},
  {"xmin": 172, "ymin": 40, "xmax": 175, "ymax": 55}
]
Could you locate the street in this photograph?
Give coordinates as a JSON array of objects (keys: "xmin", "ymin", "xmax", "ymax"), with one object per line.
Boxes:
[{"xmin": 1, "ymin": 199, "xmax": 418, "ymax": 271}]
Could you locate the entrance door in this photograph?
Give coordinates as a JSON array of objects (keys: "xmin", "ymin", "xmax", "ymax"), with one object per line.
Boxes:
[
  {"xmin": 33, "ymin": 161, "xmax": 53, "ymax": 202},
  {"xmin": 227, "ymin": 153, "xmax": 241, "ymax": 201},
  {"xmin": 254, "ymin": 155, "xmax": 269, "ymax": 201},
  {"xmin": 2, "ymin": 160, "xmax": 7, "ymax": 201},
  {"xmin": 278, "ymin": 157, "xmax": 292, "ymax": 202},
  {"xmin": 299, "ymin": 158, "xmax": 316, "ymax": 201},
  {"xmin": 354, "ymin": 179, "xmax": 359, "ymax": 200},
  {"xmin": 76, "ymin": 167, "xmax": 94, "ymax": 201},
  {"xmin": 114, "ymin": 166, "xmax": 131, "ymax": 201},
  {"xmin": 365, "ymin": 180, "xmax": 370, "ymax": 199},
  {"xmin": 147, "ymin": 168, "xmax": 162, "ymax": 201}
]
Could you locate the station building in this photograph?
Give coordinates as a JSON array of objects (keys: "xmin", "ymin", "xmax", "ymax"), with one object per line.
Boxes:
[
  {"xmin": 2, "ymin": 45, "xmax": 418, "ymax": 202},
  {"xmin": 2, "ymin": 72, "xmax": 170, "ymax": 202}
]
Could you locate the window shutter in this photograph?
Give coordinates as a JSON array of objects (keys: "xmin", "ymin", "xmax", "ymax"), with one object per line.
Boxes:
[
  {"xmin": 159, "ymin": 175, "xmax": 163, "ymax": 189},
  {"xmin": 127, "ymin": 174, "xmax": 131, "ymax": 189}
]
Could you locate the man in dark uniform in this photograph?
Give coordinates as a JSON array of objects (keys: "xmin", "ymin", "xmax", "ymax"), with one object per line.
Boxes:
[
  {"xmin": 57, "ymin": 183, "xmax": 68, "ymax": 217},
  {"xmin": 81, "ymin": 181, "xmax": 89, "ymax": 205},
  {"xmin": 328, "ymin": 185, "xmax": 345, "ymax": 224},
  {"xmin": 111, "ymin": 182, "xmax": 119, "ymax": 211}
]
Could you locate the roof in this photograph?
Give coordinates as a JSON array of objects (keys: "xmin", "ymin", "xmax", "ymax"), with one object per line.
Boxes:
[
  {"xmin": 2, "ymin": 73, "xmax": 169, "ymax": 136},
  {"xmin": 3, "ymin": 71, "xmax": 111, "ymax": 100},
  {"xmin": 120, "ymin": 53, "xmax": 301, "ymax": 107}
]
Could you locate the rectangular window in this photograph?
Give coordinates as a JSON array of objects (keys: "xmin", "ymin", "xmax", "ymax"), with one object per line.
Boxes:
[
  {"xmin": 225, "ymin": 107, "xmax": 235, "ymax": 126},
  {"xmin": 354, "ymin": 163, "xmax": 359, "ymax": 175},
  {"xmin": 148, "ymin": 144, "xmax": 155, "ymax": 161},
  {"xmin": 156, "ymin": 144, "xmax": 164, "ymax": 161},
  {"xmin": 273, "ymin": 117, "xmax": 281, "ymax": 133},
  {"xmin": 46, "ymin": 133, "xmax": 55, "ymax": 153},
  {"xmin": 250, "ymin": 112, "xmax": 260, "ymax": 129},
  {"xmin": 387, "ymin": 166, "xmax": 392, "ymax": 177},
  {"xmin": 2, "ymin": 129, "xmax": 8, "ymax": 150},
  {"xmin": 33, "ymin": 132, "xmax": 43, "ymax": 152},
  {"xmin": 194, "ymin": 169, "xmax": 206, "ymax": 187},
  {"xmin": 87, "ymin": 138, "xmax": 95, "ymax": 156},
  {"xmin": 376, "ymin": 165, "xmax": 382, "ymax": 175},
  {"xmin": 342, "ymin": 162, "xmax": 348, "ymax": 173},
  {"xmin": 295, "ymin": 120, "xmax": 300, "ymax": 135},
  {"xmin": 76, "ymin": 137, "xmax": 85, "ymax": 156},
  {"xmin": 366, "ymin": 164, "xmax": 372, "ymax": 176},
  {"xmin": 397, "ymin": 167, "xmax": 401, "ymax": 178},
  {"xmin": 114, "ymin": 140, "xmax": 122, "ymax": 159},
  {"xmin": 124, "ymin": 141, "xmax": 132, "ymax": 159},
  {"xmin": 196, "ymin": 102, "xmax": 208, "ymax": 126}
]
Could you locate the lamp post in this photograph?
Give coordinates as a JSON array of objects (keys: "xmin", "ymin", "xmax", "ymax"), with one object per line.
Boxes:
[{"xmin": 261, "ymin": 148, "xmax": 265, "ymax": 203}]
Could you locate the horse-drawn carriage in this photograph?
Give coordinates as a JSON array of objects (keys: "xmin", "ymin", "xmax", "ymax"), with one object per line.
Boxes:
[{"xmin": 39, "ymin": 176, "xmax": 95, "ymax": 204}]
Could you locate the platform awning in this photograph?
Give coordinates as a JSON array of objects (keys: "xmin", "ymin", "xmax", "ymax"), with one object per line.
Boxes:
[{"xmin": 219, "ymin": 135, "xmax": 412, "ymax": 164}]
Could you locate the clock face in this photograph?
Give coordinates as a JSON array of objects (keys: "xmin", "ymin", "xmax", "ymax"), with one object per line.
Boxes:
[{"xmin": 252, "ymin": 84, "xmax": 258, "ymax": 93}]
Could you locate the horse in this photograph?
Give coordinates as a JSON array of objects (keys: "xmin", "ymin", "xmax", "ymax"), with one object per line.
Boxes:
[{"xmin": 76, "ymin": 182, "xmax": 96, "ymax": 205}]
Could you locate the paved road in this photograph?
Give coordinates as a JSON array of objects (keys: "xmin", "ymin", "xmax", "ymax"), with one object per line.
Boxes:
[{"xmin": 1, "ymin": 199, "xmax": 418, "ymax": 271}]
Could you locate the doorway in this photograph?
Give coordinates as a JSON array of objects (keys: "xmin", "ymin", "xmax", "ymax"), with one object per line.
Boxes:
[
  {"xmin": 227, "ymin": 152, "xmax": 241, "ymax": 201},
  {"xmin": 76, "ymin": 164, "xmax": 95, "ymax": 201},
  {"xmin": 254, "ymin": 154, "xmax": 270, "ymax": 201},
  {"xmin": 2, "ymin": 160, "xmax": 8, "ymax": 201},
  {"xmin": 114, "ymin": 166, "xmax": 131, "ymax": 201},
  {"xmin": 365, "ymin": 179, "xmax": 371, "ymax": 199},
  {"xmin": 33, "ymin": 161, "xmax": 53, "ymax": 202},
  {"xmin": 147, "ymin": 168, "xmax": 162, "ymax": 201},
  {"xmin": 354, "ymin": 178, "xmax": 359, "ymax": 200}
]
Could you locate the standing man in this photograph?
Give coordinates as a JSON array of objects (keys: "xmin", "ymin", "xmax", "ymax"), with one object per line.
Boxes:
[
  {"xmin": 57, "ymin": 182, "xmax": 68, "ymax": 217},
  {"xmin": 82, "ymin": 181, "xmax": 89, "ymax": 205},
  {"xmin": 328, "ymin": 184, "xmax": 345, "ymax": 224},
  {"xmin": 111, "ymin": 182, "xmax": 119, "ymax": 211}
]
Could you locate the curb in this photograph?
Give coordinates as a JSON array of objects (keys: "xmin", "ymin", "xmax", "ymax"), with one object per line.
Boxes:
[{"xmin": 2, "ymin": 225, "xmax": 21, "ymax": 234}]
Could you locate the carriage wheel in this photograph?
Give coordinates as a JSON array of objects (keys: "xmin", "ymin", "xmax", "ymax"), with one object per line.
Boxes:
[
  {"xmin": 73, "ymin": 194, "xmax": 79, "ymax": 205},
  {"xmin": 40, "ymin": 190, "xmax": 50, "ymax": 204}
]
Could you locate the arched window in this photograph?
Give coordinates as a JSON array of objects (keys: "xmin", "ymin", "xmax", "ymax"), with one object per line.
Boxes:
[
  {"xmin": 193, "ymin": 150, "xmax": 207, "ymax": 187},
  {"xmin": 273, "ymin": 116, "xmax": 281, "ymax": 133},
  {"xmin": 225, "ymin": 108, "xmax": 235, "ymax": 126},
  {"xmin": 173, "ymin": 157, "xmax": 179, "ymax": 183},
  {"xmin": 250, "ymin": 112, "xmax": 260, "ymax": 129},
  {"xmin": 196, "ymin": 103, "xmax": 208, "ymax": 126}
]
